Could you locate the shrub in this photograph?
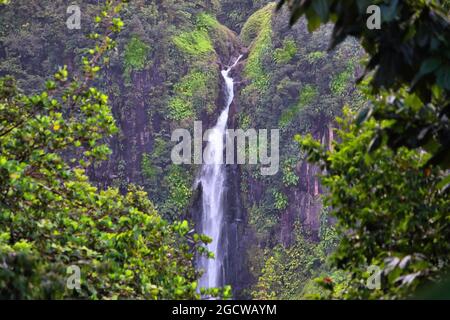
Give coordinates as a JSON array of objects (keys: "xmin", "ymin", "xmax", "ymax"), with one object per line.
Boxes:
[
  {"xmin": 252, "ymin": 224, "xmax": 339, "ymax": 300},
  {"xmin": 330, "ymin": 62, "xmax": 354, "ymax": 95},
  {"xmin": 241, "ymin": 3, "xmax": 276, "ymax": 92},
  {"xmin": 0, "ymin": 76, "xmax": 207, "ymax": 299},
  {"xmin": 124, "ymin": 36, "xmax": 150, "ymax": 71},
  {"xmin": 274, "ymin": 39, "xmax": 297, "ymax": 64},
  {"xmin": 168, "ymin": 69, "xmax": 217, "ymax": 121},
  {"xmin": 172, "ymin": 30, "xmax": 214, "ymax": 56},
  {"xmin": 297, "ymin": 108, "xmax": 450, "ymax": 299},
  {"xmin": 0, "ymin": 2, "xmax": 210, "ymax": 299},
  {"xmin": 306, "ymin": 51, "xmax": 326, "ymax": 63},
  {"xmin": 196, "ymin": 13, "xmax": 220, "ymax": 31},
  {"xmin": 282, "ymin": 158, "xmax": 300, "ymax": 187},
  {"xmin": 162, "ymin": 165, "xmax": 193, "ymax": 220},
  {"xmin": 168, "ymin": 97, "xmax": 195, "ymax": 121},
  {"xmin": 273, "ymin": 190, "xmax": 288, "ymax": 211},
  {"xmin": 279, "ymin": 85, "xmax": 318, "ymax": 128},
  {"xmin": 240, "ymin": 3, "xmax": 275, "ymax": 46}
]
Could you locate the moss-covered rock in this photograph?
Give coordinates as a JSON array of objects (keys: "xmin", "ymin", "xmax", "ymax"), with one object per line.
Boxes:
[
  {"xmin": 173, "ymin": 30, "xmax": 214, "ymax": 56},
  {"xmin": 241, "ymin": 3, "xmax": 276, "ymax": 92}
]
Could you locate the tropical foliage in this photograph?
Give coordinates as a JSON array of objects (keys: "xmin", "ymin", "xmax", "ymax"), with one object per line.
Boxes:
[
  {"xmin": 0, "ymin": 0, "xmax": 213, "ymax": 300},
  {"xmin": 0, "ymin": 0, "xmax": 448, "ymax": 301},
  {"xmin": 280, "ymin": 0, "xmax": 450, "ymax": 299},
  {"xmin": 298, "ymin": 109, "xmax": 450, "ymax": 299},
  {"xmin": 279, "ymin": 0, "xmax": 450, "ymax": 168}
]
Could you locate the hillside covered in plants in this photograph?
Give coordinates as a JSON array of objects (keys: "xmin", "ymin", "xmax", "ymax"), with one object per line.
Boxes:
[{"xmin": 0, "ymin": 0, "xmax": 449, "ymax": 300}]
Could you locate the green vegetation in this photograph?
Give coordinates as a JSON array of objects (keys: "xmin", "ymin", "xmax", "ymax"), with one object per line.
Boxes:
[
  {"xmin": 141, "ymin": 137, "xmax": 167, "ymax": 187},
  {"xmin": 281, "ymin": 0, "xmax": 450, "ymax": 299},
  {"xmin": 273, "ymin": 38, "xmax": 297, "ymax": 64},
  {"xmin": 168, "ymin": 69, "xmax": 217, "ymax": 121},
  {"xmin": 330, "ymin": 62, "xmax": 354, "ymax": 95},
  {"xmin": 248, "ymin": 204, "xmax": 278, "ymax": 243},
  {"xmin": 217, "ymin": 0, "xmax": 270, "ymax": 32},
  {"xmin": 195, "ymin": 12, "xmax": 238, "ymax": 58},
  {"xmin": 168, "ymin": 97, "xmax": 196, "ymax": 122},
  {"xmin": 162, "ymin": 166, "xmax": 194, "ymax": 220},
  {"xmin": 240, "ymin": 3, "xmax": 275, "ymax": 46},
  {"xmin": 238, "ymin": 1, "xmax": 364, "ymax": 300},
  {"xmin": 196, "ymin": 12, "xmax": 221, "ymax": 30},
  {"xmin": 169, "ymin": 12, "xmax": 227, "ymax": 122},
  {"xmin": 141, "ymin": 153, "xmax": 158, "ymax": 183},
  {"xmin": 279, "ymin": 84, "xmax": 318, "ymax": 128},
  {"xmin": 282, "ymin": 158, "xmax": 299, "ymax": 187},
  {"xmin": 298, "ymin": 84, "xmax": 318, "ymax": 105},
  {"xmin": 279, "ymin": 106, "xmax": 299, "ymax": 129},
  {"xmin": 0, "ymin": 1, "xmax": 215, "ymax": 300},
  {"xmin": 241, "ymin": 3, "xmax": 276, "ymax": 91},
  {"xmin": 281, "ymin": 0, "xmax": 450, "ymax": 168},
  {"xmin": 1, "ymin": 0, "xmax": 448, "ymax": 301},
  {"xmin": 252, "ymin": 223, "xmax": 339, "ymax": 299},
  {"xmin": 173, "ymin": 30, "xmax": 214, "ymax": 56},
  {"xmin": 298, "ymin": 108, "xmax": 450, "ymax": 299},
  {"xmin": 123, "ymin": 36, "xmax": 150, "ymax": 72},
  {"xmin": 306, "ymin": 51, "xmax": 326, "ymax": 63},
  {"xmin": 273, "ymin": 190, "xmax": 288, "ymax": 211}
]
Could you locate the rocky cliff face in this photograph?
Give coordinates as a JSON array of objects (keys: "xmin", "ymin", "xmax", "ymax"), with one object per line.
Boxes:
[
  {"xmin": 225, "ymin": 4, "xmax": 364, "ymax": 296},
  {"xmin": 280, "ymin": 125, "xmax": 330, "ymax": 245}
]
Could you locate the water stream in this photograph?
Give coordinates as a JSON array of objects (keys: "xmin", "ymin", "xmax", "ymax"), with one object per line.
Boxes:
[{"xmin": 198, "ymin": 55, "xmax": 242, "ymax": 289}]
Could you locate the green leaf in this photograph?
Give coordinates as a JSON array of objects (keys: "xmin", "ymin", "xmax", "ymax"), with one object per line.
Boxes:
[
  {"xmin": 420, "ymin": 58, "xmax": 441, "ymax": 76},
  {"xmin": 436, "ymin": 65, "xmax": 450, "ymax": 90},
  {"xmin": 368, "ymin": 134, "xmax": 382, "ymax": 153},
  {"xmin": 355, "ymin": 106, "xmax": 373, "ymax": 125},
  {"xmin": 436, "ymin": 174, "xmax": 450, "ymax": 191},
  {"xmin": 312, "ymin": 0, "xmax": 330, "ymax": 21},
  {"xmin": 381, "ymin": 0, "xmax": 399, "ymax": 22},
  {"xmin": 307, "ymin": 13, "xmax": 322, "ymax": 32}
]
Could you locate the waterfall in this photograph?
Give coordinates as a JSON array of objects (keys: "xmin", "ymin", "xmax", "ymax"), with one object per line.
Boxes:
[{"xmin": 198, "ymin": 55, "xmax": 242, "ymax": 290}]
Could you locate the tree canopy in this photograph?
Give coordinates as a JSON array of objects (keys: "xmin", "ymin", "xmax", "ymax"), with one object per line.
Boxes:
[
  {"xmin": 0, "ymin": 0, "xmax": 219, "ymax": 299},
  {"xmin": 281, "ymin": 0, "xmax": 450, "ymax": 299},
  {"xmin": 298, "ymin": 109, "xmax": 450, "ymax": 299},
  {"xmin": 279, "ymin": 0, "xmax": 450, "ymax": 169}
]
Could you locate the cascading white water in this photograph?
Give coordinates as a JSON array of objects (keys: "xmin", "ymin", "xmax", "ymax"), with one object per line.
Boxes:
[{"xmin": 198, "ymin": 55, "xmax": 242, "ymax": 289}]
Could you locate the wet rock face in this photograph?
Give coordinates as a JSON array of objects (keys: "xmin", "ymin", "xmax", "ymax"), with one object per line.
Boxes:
[
  {"xmin": 89, "ymin": 68, "xmax": 159, "ymax": 190},
  {"xmin": 280, "ymin": 125, "xmax": 331, "ymax": 246},
  {"xmin": 281, "ymin": 162, "xmax": 323, "ymax": 245},
  {"xmin": 222, "ymin": 164, "xmax": 250, "ymax": 298}
]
